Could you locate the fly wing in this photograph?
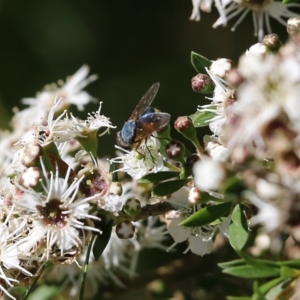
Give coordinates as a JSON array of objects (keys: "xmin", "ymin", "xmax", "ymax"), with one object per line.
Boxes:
[
  {"xmin": 129, "ymin": 83, "xmax": 160, "ymax": 120},
  {"xmin": 138, "ymin": 112, "xmax": 170, "ymax": 135}
]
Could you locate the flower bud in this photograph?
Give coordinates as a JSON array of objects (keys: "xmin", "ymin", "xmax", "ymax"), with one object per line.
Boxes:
[
  {"xmin": 116, "ymin": 221, "xmax": 135, "ymax": 239},
  {"xmin": 123, "ymin": 198, "xmax": 141, "ymax": 217},
  {"xmin": 174, "ymin": 116, "xmax": 193, "ymax": 133},
  {"xmin": 174, "ymin": 116, "xmax": 203, "ymax": 156},
  {"xmin": 287, "ymin": 17, "xmax": 300, "ymax": 35},
  {"xmin": 19, "ymin": 142, "xmax": 43, "ymax": 167},
  {"xmin": 191, "ymin": 74, "xmax": 214, "ymax": 94},
  {"xmin": 19, "ymin": 167, "xmax": 42, "ymax": 189},
  {"xmin": 165, "ymin": 140, "xmax": 185, "ymax": 161},
  {"xmin": 262, "ymin": 34, "xmax": 282, "ymax": 52},
  {"xmin": 188, "ymin": 186, "xmax": 201, "ymax": 204}
]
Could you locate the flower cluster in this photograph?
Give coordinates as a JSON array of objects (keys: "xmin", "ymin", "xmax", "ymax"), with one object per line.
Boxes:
[
  {"xmin": 4, "ymin": 15, "xmax": 300, "ymax": 300},
  {"xmin": 190, "ymin": 0, "xmax": 300, "ymax": 41},
  {"xmin": 192, "ymin": 22, "xmax": 300, "ymax": 253},
  {"xmin": 0, "ymin": 68, "xmax": 170, "ymax": 300}
]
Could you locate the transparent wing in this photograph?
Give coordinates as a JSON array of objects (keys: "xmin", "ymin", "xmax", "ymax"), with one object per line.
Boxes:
[
  {"xmin": 129, "ymin": 82, "xmax": 160, "ymax": 120},
  {"xmin": 138, "ymin": 112, "xmax": 170, "ymax": 134}
]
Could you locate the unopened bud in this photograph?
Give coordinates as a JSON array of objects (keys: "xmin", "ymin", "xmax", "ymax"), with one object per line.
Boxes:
[
  {"xmin": 174, "ymin": 116, "xmax": 197, "ymax": 141},
  {"xmin": 262, "ymin": 34, "xmax": 282, "ymax": 52},
  {"xmin": 287, "ymin": 17, "xmax": 300, "ymax": 35},
  {"xmin": 174, "ymin": 116, "xmax": 203, "ymax": 156},
  {"xmin": 116, "ymin": 221, "xmax": 135, "ymax": 239},
  {"xmin": 123, "ymin": 198, "xmax": 141, "ymax": 217},
  {"xmin": 165, "ymin": 140, "xmax": 185, "ymax": 160},
  {"xmin": 188, "ymin": 186, "xmax": 201, "ymax": 204},
  {"xmin": 191, "ymin": 74, "xmax": 214, "ymax": 94},
  {"xmin": 19, "ymin": 167, "xmax": 42, "ymax": 189},
  {"xmin": 174, "ymin": 116, "xmax": 193, "ymax": 133},
  {"xmin": 19, "ymin": 142, "xmax": 43, "ymax": 167}
]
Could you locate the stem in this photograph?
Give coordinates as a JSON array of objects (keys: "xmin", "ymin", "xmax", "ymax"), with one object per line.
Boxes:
[
  {"xmin": 21, "ymin": 263, "xmax": 47, "ymax": 300},
  {"xmin": 192, "ymin": 140, "xmax": 204, "ymax": 158},
  {"xmin": 163, "ymin": 160, "xmax": 181, "ymax": 172},
  {"xmin": 79, "ymin": 234, "xmax": 97, "ymax": 300}
]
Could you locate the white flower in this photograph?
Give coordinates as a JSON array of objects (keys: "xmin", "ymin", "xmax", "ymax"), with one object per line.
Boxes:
[
  {"xmin": 165, "ymin": 188, "xmax": 218, "ymax": 256},
  {"xmin": 193, "ymin": 157, "xmax": 226, "ymax": 191},
  {"xmin": 190, "ymin": 0, "xmax": 214, "ymax": 21},
  {"xmin": 210, "ymin": 58, "xmax": 233, "ymax": 78},
  {"xmin": 245, "ymin": 192, "xmax": 281, "ymax": 232},
  {"xmin": 0, "ymin": 214, "xmax": 32, "ymax": 300},
  {"xmin": 226, "ymin": 54, "xmax": 300, "ymax": 152},
  {"xmin": 16, "ymin": 159, "xmax": 100, "ymax": 260},
  {"xmin": 213, "ymin": 0, "xmax": 300, "ymax": 41},
  {"xmin": 256, "ymin": 178, "xmax": 282, "ymax": 200},
  {"xmin": 166, "ymin": 210, "xmax": 214, "ymax": 256},
  {"xmin": 198, "ymin": 66, "xmax": 234, "ymax": 138},
  {"xmin": 204, "ymin": 137, "xmax": 229, "ymax": 161},
  {"xmin": 97, "ymin": 194, "xmax": 124, "ymax": 215},
  {"xmin": 22, "ymin": 65, "xmax": 98, "ymax": 111},
  {"xmin": 71, "ymin": 102, "xmax": 116, "ymax": 137},
  {"xmin": 110, "ymin": 137, "xmax": 164, "ymax": 180},
  {"xmin": 31, "ymin": 98, "xmax": 84, "ymax": 145},
  {"xmin": 246, "ymin": 43, "xmax": 267, "ymax": 56}
]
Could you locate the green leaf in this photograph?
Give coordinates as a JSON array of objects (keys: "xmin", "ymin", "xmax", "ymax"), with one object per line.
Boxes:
[
  {"xmin": 280, "ymin": 266, "xmax": 300, "ymax": 278},
  {"xmin": 152, "ymin": 178, "xmax": 191, "ymax": 196},
  {"xmin": 179, "ymin": 202, "xmax": 232, "ymax": 227},
  {"xmin": 26, "ymin": 285, "xmax": 61, "ymax": 300},
  {"xmin": 222, "ymin": 264, "xmax": 280, "ymax": 279},
  {"xmin": 229, "ymin": 204, "xmax": 248, "ymax": 250},
  {"xmin": 76, "ymin": 130, "xmax": 99, "ymax": 158},
  {"xmin": 276, "ymin": 259, "xmax": 300, "ymax": 269},
  {"xmin": 218, "ymin": 259, "xmax": 245, "ymax": 269},
  {"xmin": 265, "ymin": 277, "xmax": 295, "ymax": 300},
  {"xmin": 189, "ymin": 111, "xmax": 216, "ymax": 128},
  {"xmin": 282, "ymin": 0, "xmax": 298, "ymax": 3},
  {"xmin": 199, "ymin": 192, "xmax": 225, "ymax": 203},
  {"xmin": 221, "ymin": 175, "xmax": 246, "ymax": 199},
  {"xmin": 191, "ymin": 51, "xmax": 211, "ymax": 73},
  {"xmin": 139, "ymin": 171, "xmax": 180, "ymax": 183},
  {"xmin": 93, "ymin": 217, "xmax": 113, "ymax": 260},
  {"xmin": 227, "ymin": 297, "xmax": 252, "ymax": 300},
  {"xmin": 252, "ymin": 281, "xmax": 265, "ymax": 300},
  {"xmin": 251, "ymin": 292, "xmax": 266, "ymax": 300},
  {"xmin": 236, "ymin": 251, "xmax": 278, "ymax": 268},
  {"xmin": 258, "ymin": 277, "xmax": 289, "ymax": 295}
]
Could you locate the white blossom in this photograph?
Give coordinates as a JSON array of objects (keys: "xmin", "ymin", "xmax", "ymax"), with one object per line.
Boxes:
[
  {"xmin": 110, "ymin": 137, "xmax": 164, "ymax": 180},
  {"xmin": 193, "ymin": 157, "xmax": 226, "ymax": 191},
  {"xmin": 213, "ymin": 0, "xmax": 300, "ymax": 41},
  {"xmin": 22, "ymin": 65, "xmax": 98, "ymax": 111},
  {"xmin": 245, "ymin": 192, "xmax": 281, "ymax": 232}
]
